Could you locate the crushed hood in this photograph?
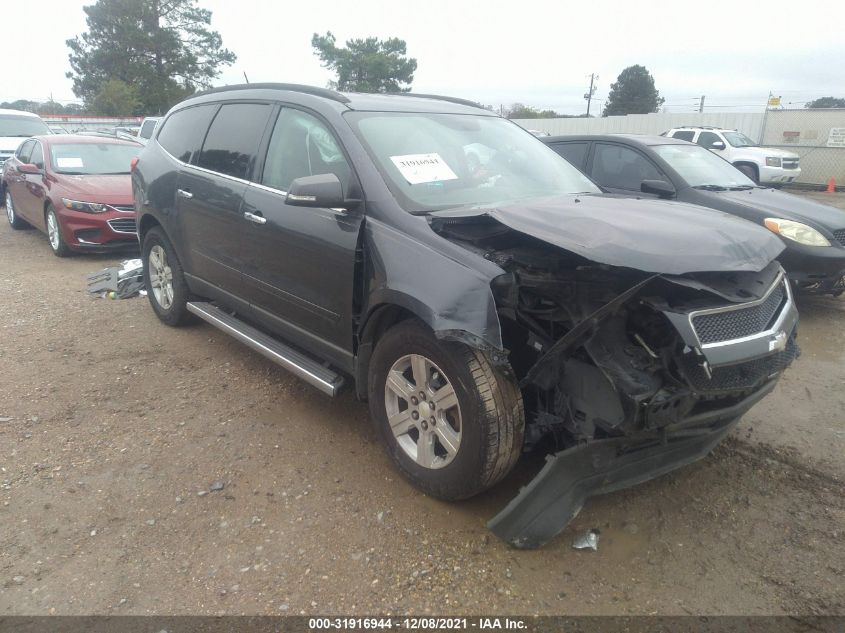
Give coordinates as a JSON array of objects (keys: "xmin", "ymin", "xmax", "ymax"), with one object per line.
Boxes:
[{"xmin": 430, "ymin": 194, "xmax": 784, "ymax": 275}]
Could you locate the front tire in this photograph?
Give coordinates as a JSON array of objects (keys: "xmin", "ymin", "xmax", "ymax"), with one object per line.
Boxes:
[
  {"xmin": 736, "ymin": 163, "xmax": 759, "ymax": 184},
  {"xmin": 6, "ymin": 191, "xmax": 28, "ymax": 230},
  {"xmin": 142, "ymin": 226, "xmax": 194, "ymax": 326},
  {"xmin": 368, "ymin": 320, "xmax": 524, "ymax": 500},
  {"xmin": 45, "ymin": 205, "xmax": 71, "ymax": 257}
]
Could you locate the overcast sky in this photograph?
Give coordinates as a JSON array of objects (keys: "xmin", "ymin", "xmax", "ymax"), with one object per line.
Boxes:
[{"xmin": 4, "ymin": 0, "xmax": 844, "ymax": 114}]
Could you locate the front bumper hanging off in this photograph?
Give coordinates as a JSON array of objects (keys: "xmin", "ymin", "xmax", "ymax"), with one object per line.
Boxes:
[{"xmin": 487, "ymin": 380, "xmax": 777, "ymax": 549}]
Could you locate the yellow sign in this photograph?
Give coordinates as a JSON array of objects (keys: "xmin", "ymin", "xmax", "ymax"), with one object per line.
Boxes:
[{"xmin": 768, "ymin": 96, "xmax": 781, "ymax": 106}]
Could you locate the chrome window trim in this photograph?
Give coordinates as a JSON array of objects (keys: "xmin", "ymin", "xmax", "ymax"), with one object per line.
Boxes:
[{"xmin": 687, "ymin": 269, "xmax": 793, "ymax": 349}]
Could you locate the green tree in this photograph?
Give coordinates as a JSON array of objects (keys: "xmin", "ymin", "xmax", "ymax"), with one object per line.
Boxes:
[
  {"xmin": 311, "ymin": 31, "xmax": 417, "ymax": 93},
  {"xmin": 91, "ymin": 80, "xmax": 141, "ymax": 115},
  {"xmin": 602, "ymin": 65, "xmax": 664, "ymax": 116},
  {"xmin": 806, "ymin": 97, "xmax": 845, "ymax": 108},
  {"xmin": 66, "ymin": 0, "xmax": 236, "ymax": 114}
]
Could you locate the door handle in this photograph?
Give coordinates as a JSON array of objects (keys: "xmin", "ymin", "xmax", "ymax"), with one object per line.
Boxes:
[
  {"xmin": 243, "ymin": 211, "xmax": 267, "ymax": 225},
  {"xmin": 176, "ymin": 188, "xmax": 193, "ymax": 199}
]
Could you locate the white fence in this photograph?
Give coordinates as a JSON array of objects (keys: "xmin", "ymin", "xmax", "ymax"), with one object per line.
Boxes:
[{"xmin": 514, "ymin": 110, "xmax": 845, "ymax": 186}]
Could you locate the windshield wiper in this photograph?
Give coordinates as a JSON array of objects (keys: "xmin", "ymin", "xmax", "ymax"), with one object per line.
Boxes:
[
  {"xmin": 99, "ymin": 171, "xmax": 130, "ymax": 175},
  {"xmin": 728, "ymin": 185, "xmax": 754, "ymax": 190},
  {"xmin": 692, "ymin": 184, "xmax": 729, "ymax": 191}
]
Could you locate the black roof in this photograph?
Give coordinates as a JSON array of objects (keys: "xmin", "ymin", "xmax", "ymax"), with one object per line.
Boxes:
[
  {"xmin": 187, "ymin": 83, "xmax": 490, "ymax": 115},
  {"xmin": 543, "ymin": 133, "xmax": 691, "ymax": 146}
]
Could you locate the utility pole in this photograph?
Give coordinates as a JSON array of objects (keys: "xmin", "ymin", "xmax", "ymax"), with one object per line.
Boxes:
[
  {"xmin": 698, "ymin": 95, "xmax": 706, "ymax": 113},
  {"xmin": 584, "ymin": 73, "xmax": 598, "ymax": 117}
]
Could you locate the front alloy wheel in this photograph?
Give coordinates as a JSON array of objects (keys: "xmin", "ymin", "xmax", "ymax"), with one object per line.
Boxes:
[
  {"xmin": 385, "ymin": 353, "xmax": 463, "ymax": 469},
  {"xmin": 369, "ymin": 320, "xmax": 524, "ymax": 500}
]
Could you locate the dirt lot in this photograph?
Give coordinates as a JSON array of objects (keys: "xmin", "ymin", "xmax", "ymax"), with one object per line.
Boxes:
[{"xmin": 1, "ymin": 192, "xmax": 843, "ymax": 616}]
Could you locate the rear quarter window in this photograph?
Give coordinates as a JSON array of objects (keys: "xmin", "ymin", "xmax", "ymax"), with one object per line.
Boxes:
[
  {"xmin": 157, "ymin": 105, "xmax": 217, "ymax": 164},
  {"xmin": 670, "ymin": 130, "xmax": 695, "ymax": 142}
]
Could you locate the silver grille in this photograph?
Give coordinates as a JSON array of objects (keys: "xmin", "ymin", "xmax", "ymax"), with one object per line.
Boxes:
[
  {"xmin": 110, "ymin": 205, "xmax": 135, "ymax": 213},
  {"xmin": 781, "ymin": 159, "xmax": 799, "ymax": 170},
  {"xmin": 107, "ymin": 218, "xmax": 137, "ymax": 234},
  {"xmin": 691, "ymin": 278, "xmax": 788, "ymax": 345}
]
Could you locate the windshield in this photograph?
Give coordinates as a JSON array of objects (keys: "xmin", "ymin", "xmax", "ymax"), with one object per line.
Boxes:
[
  {"xmin": 653, "ymin": 144, "xmax": 755, "ymax": 188},
  {"xmin": 49, "ymin": 143, "xmax": 140, "ymax": 175},
  {"xmin": 346, "ymin": 112, "xmax": 599, "ymax": 212},
  {"xmin": 0, "ymin": 115, "xmax": 50, "ymax": 137},
  {"xmin": 723, "ymin": 131, "xmax": 757, "ymax": 148}
]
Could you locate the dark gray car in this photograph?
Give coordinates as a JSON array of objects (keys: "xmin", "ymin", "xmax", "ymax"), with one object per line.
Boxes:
[
  {"xmin": 132, "ymin": 84, "xmax": 798, "ymax": 548},
  {"xmin": 544, "ymin": 134, "xmax": 845, "ymax": 295}
]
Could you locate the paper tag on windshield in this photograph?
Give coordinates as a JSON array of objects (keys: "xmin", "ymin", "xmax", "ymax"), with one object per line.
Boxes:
[
  {"xmin": 56, "ymin": 157, "xmax": 84, "ymax": 169},
  {"xmin": 390, "ymin": 153, "xmax": 457, "ymax": 184}
]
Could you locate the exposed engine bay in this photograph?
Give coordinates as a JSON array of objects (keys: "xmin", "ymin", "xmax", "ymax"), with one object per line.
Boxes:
[{"xmin": 431, "ymin": 213, "xmax": 799, "ymax": 457}]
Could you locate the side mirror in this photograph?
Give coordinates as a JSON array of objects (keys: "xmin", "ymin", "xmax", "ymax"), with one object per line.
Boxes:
[
  {"xmin": 641, "ymin": 179, "xmax": 676, "ymax": 199},
  {"xmin": 709, "ymin": 141, "xmax": 726, "ymax": 150},
  {"xmin": 285, "ymin": 173, "xmax": 360, "ymax": 210},
  {"xmin": 18, "ymin": 163, "xmax": 42, "ymax": 175}
]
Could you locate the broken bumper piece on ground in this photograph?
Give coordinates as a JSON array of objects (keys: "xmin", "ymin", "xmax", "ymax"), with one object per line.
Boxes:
[{"xmin": 487, "ymin": 380, "xmax": 777, "ymax": 549}]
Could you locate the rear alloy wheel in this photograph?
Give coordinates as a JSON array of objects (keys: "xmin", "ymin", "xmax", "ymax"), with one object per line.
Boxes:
[
  {"xmin": 369, "ymin": 320, "xmax": 524, "ymax": 500},
  {"xmin": 142, "ymin": 226, "xmax": 195, "ymax": 326},
  {"xmin": 5, "ymin": 191, "xmax": 27, "ymax": 230},
  {"xmin": 46, "ymin": 205, "xmax": 71, "ymax": 257}
]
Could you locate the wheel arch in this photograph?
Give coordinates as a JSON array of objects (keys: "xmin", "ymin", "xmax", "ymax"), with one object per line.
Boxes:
[
  {"xmin": 353, "ymin": 292, "xmax": 506, "ymax": 401},
  {"xmin": 733, "ymin": 161, "xmax": 759, "ymax": 181}
]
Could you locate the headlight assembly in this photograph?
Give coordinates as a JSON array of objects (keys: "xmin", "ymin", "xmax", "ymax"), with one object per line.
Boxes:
[
  {"xmin": 764, "ymin": 218, "xmax": 830, "ymax": 246},
  {"xmin": 765, "ymin": 157, "xmax": 782, "ymax": 167},
  {"xmin": 61, "ymin": 198, "xmax": 108, "ymax": 213}
]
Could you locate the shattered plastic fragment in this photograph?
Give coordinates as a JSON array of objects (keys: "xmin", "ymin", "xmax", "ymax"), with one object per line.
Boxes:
[
  {"xmin": 87, "ymin": 259, "xmax": 145, "ymax": 299},
  {"xmin": 572, "ymin": 529, "xmax": 600, "ymax": 551}
]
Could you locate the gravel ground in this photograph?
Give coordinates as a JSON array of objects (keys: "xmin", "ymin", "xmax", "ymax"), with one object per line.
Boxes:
[{"xmin": 0, "ymin": 192, "xmax": 843, "ymax": 616}]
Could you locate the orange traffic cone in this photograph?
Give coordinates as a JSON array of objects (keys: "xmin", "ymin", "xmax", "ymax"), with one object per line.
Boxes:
[{"xmin": 827, "ymin": 177, "xmax": 836, "ymax": 193}]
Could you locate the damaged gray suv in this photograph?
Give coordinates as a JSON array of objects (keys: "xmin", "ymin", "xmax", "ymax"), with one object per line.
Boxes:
[{"xmin": 133, "ymin": 84, "xmax": 798, "ymax": 548}]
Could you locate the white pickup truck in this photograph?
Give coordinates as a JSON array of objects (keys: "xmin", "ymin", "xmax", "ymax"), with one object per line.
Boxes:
[{"xmin": 664, "ymin": 126, "xmax": 801, "ymax": 186}]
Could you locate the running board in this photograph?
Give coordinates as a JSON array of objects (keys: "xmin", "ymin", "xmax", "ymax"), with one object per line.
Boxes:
[{"xmin": 186, "ymin": 301, "xmax": 344, "ymax": 397}]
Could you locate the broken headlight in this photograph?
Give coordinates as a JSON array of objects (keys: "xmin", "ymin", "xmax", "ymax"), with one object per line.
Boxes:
[{"xmin": 62, "ymin": 198, "xmax": 109, "ymax": 214}]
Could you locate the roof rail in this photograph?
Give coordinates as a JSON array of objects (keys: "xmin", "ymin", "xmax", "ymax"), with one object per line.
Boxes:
[
  {"xmin": 193, "ymin": 83, "xmax": 350, "ymax": 104},
  {"xmin": 384, "ymin": 92, "xmax": 485, "ymax": 109}
]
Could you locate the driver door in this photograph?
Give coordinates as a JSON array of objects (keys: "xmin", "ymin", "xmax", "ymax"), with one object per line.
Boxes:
[{"xmin": 239, "ymin": 106, "xmax": 363, "ymax": 369}]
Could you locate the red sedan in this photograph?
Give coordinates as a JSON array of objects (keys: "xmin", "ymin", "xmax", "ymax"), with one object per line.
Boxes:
[{"xmin": 3, "ymin": 135, "xmax": 141, "ymax": 256}]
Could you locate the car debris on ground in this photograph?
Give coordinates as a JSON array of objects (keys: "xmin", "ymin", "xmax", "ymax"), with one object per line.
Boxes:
[
  {"xmin": 572, "ymin": 529, "xmax": 600, "ymax": 551},
  {"xmin": 86, "ymin": 259, "xmax": 145, "ymax": 299}
]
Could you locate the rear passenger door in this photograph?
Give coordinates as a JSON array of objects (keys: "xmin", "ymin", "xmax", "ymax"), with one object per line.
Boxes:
[
  {"xmin": 172, "ymin": 102, "xmax": 273, "ymax": 293},
  {"xmin": 587, "ymin": 143, "xmax": 668, "ymax": 196},
  {"xmin": 239, "ymin": 106, "xmax": 363, "ymax": 367}
]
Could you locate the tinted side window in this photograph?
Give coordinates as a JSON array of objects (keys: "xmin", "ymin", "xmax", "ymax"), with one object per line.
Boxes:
[
  {"xmin": 671, "ymin": 130, "xmax": 695, "ymax": 142},
  {"xmin": 697, "ymin": 131, "xmax": 722, "ymax": 148},
  {"xmin": 16, "ymin": 140, "xmax": 35, "ymax": 162},
  {"xmin": 261, "ymin": 108, "xmax": 351, "ymax": 193},
  {"xmin": 592, "ymin": 143, "xmax": 665, "ymax": 190},
  {"xmin": 197, "ymin": 103, "xmax": 272, "ymax": 180},
  {"xmin": 548, "ymin": 142, "xmax": 589, "ymax": 169},
  {"xmin": 29, "ymin": 142, "xmax": 44, "ymax": 168},
  {"xmin": 157, "ymin": 104, "xmax": 217, "ymax": 164}
]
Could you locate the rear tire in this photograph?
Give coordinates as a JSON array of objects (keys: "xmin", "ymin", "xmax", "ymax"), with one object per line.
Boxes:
[
  {"xmin": 368, "ymin": 320, "xmax": 524, "ymax": 500},
  {"xmin": 5, "ymin": 191, "xmax": 28, "ymax": 230},
  {"xmin": 45, "ymin": 205, "xmax": 71, "ymax": 257},
  {"xmin": 142, "ymin": 226, "xmax": 195, "ymax": 326}
]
